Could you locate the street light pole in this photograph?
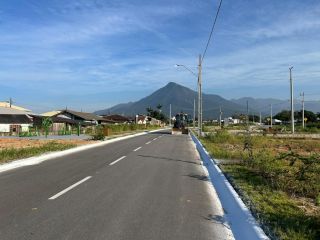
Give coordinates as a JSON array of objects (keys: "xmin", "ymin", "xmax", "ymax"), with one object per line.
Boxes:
[
  {"xmin": 175, "ymin": 61, "xmax": 201, "ymax": 135},
  {"xmin": 270, "ymin": 104, "xmax": 273, "ymax": 128},
  {"xmin": 193, "ymin": 99, "xmax": 196, "ymax": 129},
  {"xmin": 169, "ymin": 104, "xmax": 172, "ymax": 126},
  {"xmin": 259, "ymin": 112, "xmax": 262, "ymax": 125},
  {"xmin": 219, "ymin": 106, "xmax": 222, "ymax": 128},
  {"xmin": 175, "ymin": 63, "xmax": 198, "ymax": 131},
  {"xmin": 300, "ymin": 92, "xmax": 305, "ymax": 129},
  {"xmin": 198, "ymin": 54, "xmax": 202, "ymax": 136},
  {"xmin": 289, "ymin": 67, "xmax": 294, "ymax": 134}
]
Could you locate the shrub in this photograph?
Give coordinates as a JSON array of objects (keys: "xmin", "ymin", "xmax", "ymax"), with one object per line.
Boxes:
[
  {"xmin": 205, "ymin": 130, "xmax": 236, "ymax": 144},
  {"xmin": 91, "ymin": 126, "xmax": 105, "ymax": 140}
]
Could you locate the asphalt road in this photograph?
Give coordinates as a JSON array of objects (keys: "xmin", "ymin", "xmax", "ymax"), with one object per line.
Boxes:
[{"xmin": 0, "ymin": 130, "xmax": 233, "ymax": 240}]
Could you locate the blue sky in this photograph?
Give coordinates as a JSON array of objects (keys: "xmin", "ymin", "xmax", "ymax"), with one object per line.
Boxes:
[{"xmin": 0, "ymin": 0, "xmax": 319, "ymax": 113}]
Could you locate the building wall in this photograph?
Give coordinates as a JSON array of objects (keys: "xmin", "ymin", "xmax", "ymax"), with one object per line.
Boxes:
[
  {"xmin": 0, "ymin": 124, "xmax": 10, "ymax": 133},
  {"xmin": 0, "ymin": 123, "xmax": 31, "ymax": 133}
]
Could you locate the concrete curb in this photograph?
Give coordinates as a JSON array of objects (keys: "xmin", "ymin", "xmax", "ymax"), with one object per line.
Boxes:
[
  {"xmin": 191, "ymin": 133, "xmax": 269, "ymax": 240},
  {"xmin": 0, "ymin": 129, "xmax": 166, "ymax": 174}
]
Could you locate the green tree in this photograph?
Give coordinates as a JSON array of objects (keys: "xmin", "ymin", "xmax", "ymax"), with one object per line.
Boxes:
[
  {"xmin": 156, "ymin": 104, "xmax": 162, "ymax": 112},
  {"xmin": 42, "ymin": 117, "xmax": 53, "ymax": 138},
  {"xmin": 296, "ymin": 110, "xmax": 317, "ymax": 123},
  {"xmin": 274, "ymin": 110, "xmax": 291, "ymax": 121},
  {"xmin": 146, "ymin": 106, "xmax": 167, "ymax": 122}
]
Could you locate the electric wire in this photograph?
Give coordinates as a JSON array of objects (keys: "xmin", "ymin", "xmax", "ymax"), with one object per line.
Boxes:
[{"xmin": 201, "ymin": 0, "xmax": 223, "ymax": 63}]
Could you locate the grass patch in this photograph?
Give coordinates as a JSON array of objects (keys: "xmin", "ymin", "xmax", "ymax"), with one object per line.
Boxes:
[
  {"xmin": 104, "ymin": 124, "xmax": 161, "ymax": 134},
  {"xmin": 200, "ymin": 130, "xmax": 320, "ymax": 239},
  {"xmin": 222, "ymin": 164, "xmax": 320, "ymax": 240},
  {"xmin": 0, "ymin": 141, "xmax": 76, "ymax": 163}
]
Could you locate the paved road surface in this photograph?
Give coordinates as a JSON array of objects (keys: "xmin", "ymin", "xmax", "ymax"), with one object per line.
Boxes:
[{"xmin": 0, "ymin": 131, "xmax": 233, "ymax": 240}]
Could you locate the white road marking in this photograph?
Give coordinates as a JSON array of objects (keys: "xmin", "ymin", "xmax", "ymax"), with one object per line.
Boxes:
[
  {"xmin": 48, "ymin": 176, "xmax": 92, "ymax": 200},
  {"xmin": 152, "ymin": 138, "xmax": 158, "ymax": 141},
  {"xmin": 133, "ymin": 147, "xmax": 142, "ymax": 152},
  {"xmin": 109, "ymin": 156, "xmax": 126, "ymax": 166},
  {"xmin": 146, "ymin": 141, "xmax": 152, "ymax": 145}
]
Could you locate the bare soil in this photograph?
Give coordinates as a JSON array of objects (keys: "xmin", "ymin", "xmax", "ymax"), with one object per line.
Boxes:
[{"xmin": 0, "ymin": 139, "xmax": 95, "ymax": 150}]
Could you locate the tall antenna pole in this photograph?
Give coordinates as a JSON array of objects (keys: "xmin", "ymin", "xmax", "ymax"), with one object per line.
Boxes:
[
  {"xmin": 289, "ymin": 67, "xmax": 295, "ymax": 134},
  {"xmin": 301, "ymin": 92, "xmax": 305, "ymax": 129},
  {"xmin": 9, "ymin": 98, "xmax": 12, "ymax": 108}
]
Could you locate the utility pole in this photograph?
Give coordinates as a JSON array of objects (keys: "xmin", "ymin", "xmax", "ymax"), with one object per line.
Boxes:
[
  {"xmin": 219, "ymin": 106, "xmax": 222, "ymax": 128},
  {"xmin": 9, "ymin": 98, "xmax": 12, "ymax": 108},
  {"xmin": 246, "ymin": 100, "xmax": 249, "ymax": 129},
  {"xmin": 169, "ymin": 104, "xmax": 172, "ymax": 126},
  {"xmin": 289, "ymin": 67, "xmax": 295, "ymax": 134},
  {"xmin": 270, "ymin": 104, "xmax": 273, "ymax": 128},
  {"xmin": 300, "ymin": 92, "xmax": 305, "ymax": 129},
  {"xmin": 259, "ymin": 112, "xmax": 262, "ymax": 125},
  {"xmin": 198, "ymin": 54, "xmax": 202, "ymax": 136},
  {"xmin": 193, "ymin": 99, "xmax": 195, "ymax": 129}
]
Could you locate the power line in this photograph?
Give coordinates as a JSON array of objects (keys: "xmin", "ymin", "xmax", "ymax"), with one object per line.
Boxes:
[{"xmin": 201, "ymin": 0, "xmax": 223, "ymax": 63}]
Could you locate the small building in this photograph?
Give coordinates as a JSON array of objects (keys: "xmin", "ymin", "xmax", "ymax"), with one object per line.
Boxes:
[
  {"xmin": 136, "ymin": 115, "xmax": 148, "ymax": 125},
  {"xmin": 0, "ymin": 107, "xmax": 33, "ymax": 135},
  {"xmin": 230, "ymin": 118, "xmax": 241, "ymax": 124},
  {"xmin": 42, "ymin": 109, "xmax": 107, "ymax": 125},
  {"xmin": 147, "ymin": 116, "xmax": 161, "ymax": 126},
  {"xmin": 224, "ymin": 117, "xmax": 241, "ymax": 126},
  {"xmin": 272, "ymin": 119, "xmax": 282, "ymax": 125}
]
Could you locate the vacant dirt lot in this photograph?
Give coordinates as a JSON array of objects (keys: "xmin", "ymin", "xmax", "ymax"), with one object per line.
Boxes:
[{"xmin": 0, "ymin": 138, "xmax": 94, "ymax": 150}]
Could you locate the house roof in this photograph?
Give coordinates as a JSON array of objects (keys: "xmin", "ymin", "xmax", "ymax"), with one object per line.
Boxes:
[
  {"xmin": 0, "ymin": 107, "xmax": 30, "ymax": 115},
  {"xmin": 0, "ymin": 102, "xmax": 31, "ymax": 112},
  {"xmin": 42, "ymin": 110, "xmax": 62, "ymax": 117},
  {"xmin": 0, "ymin": 114, "xmax": 32, "ymax": 124},
  {"xmin": 103, "ymin": 114, "xmax": 130, "ymax": 122},
  {"xmin": 31, "ymin": 115, "xmax": 94, "ymax": 126},
  {"xmin": 51, "ymin": 116, "xmax": 81, "ymax": 124},
  {"xmin": 61, "ymin": 109, "xmax": 105, "ymax": 121},
  {"xmin": 137, "ymin": 115, "xmax": 147, "ymax": 121}
]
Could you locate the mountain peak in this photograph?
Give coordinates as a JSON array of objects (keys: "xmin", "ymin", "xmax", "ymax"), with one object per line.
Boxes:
[
  {"xmin": 165, "ymin": 82, "xmax": 182, "ymax": 88},
  {"xmin": 94, "ymin": 82, "xmax": 248, "ymax": 119}
]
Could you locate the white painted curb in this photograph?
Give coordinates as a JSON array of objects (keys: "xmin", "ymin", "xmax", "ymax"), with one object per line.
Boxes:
[
  {"xmin": 191, "ymin": 134, "xmax": 269, "ymax": 240},
  {"xmin": 0, "ymin": 129, "xmax": 166, "ymax": 174}
]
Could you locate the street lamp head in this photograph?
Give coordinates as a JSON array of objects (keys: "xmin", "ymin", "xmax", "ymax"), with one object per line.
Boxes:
[{"xmin": 289, "ymin": 66, "xmax": 293, "ymax": 70}]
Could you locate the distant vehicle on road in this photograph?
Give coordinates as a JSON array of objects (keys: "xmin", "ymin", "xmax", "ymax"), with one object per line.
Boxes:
[{"xmin": 172, "ymin": 113, "xmax": 189, "ymax": 135}]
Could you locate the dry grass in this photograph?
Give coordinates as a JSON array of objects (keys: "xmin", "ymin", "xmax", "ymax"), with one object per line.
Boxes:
[
  {"xmin": 0, "ymin": 138, "xmax": 94, "ymax": 150},
  {"xmin": 200, "ymin": 130, "xmax": 320, "ymax": 239}
]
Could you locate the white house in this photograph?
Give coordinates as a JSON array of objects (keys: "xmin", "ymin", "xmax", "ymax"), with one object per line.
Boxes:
[
  {"xmin": 136, "ymin": 115, "xmax": 148, "ymax": 125},
  {"xmin": 0, "ymin": 107, "xmax": 33, "ymax": 135}
]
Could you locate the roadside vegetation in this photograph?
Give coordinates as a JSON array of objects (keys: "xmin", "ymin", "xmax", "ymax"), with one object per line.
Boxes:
[
  {"xmin": 90, "ymin": 124, "xmax": 161, "ymax": 140},
  {"xmin": 0, "ymin": 141, "xmax": 77, "ymax": 163},
  {"xmin": 200, "ymin": 130, "xmax": 320, "ymax": 240}
]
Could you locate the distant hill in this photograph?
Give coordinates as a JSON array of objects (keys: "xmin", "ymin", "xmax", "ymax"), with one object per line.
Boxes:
[
  {"xmin": 231, "ymin": 97, "xmax": 320, "ymax": 116},
  {"xmin": 94, "ymin": 82, "xmax": 248, "ymax": 119}
]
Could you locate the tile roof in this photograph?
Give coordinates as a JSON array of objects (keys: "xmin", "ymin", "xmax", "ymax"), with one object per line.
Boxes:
[
  {"xmin": 61, "ymin": 109, "xmax": 105, "ymax": 121},
  {"xmin": 0, "ymin": 102, "xmax": 31, "ymax": 112},
  {"xmin": 0, "ymin": 114, "xmax": 32, "ymax": 124},
  {"xmin": 0, "ymin": 107, "xmax": 30, "ymax": 115}
]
